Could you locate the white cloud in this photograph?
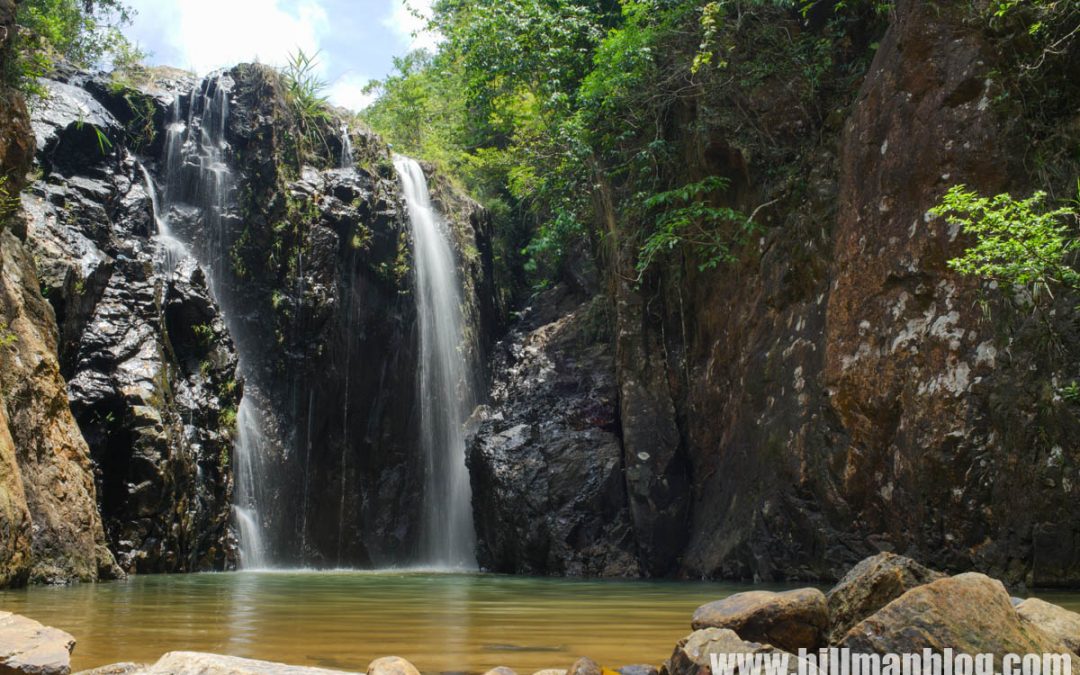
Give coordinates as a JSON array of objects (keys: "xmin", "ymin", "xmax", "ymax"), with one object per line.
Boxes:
[
  {"xmin": 328, "ymin": 73, "xmax": 377, "ymax": 112},
  {"xmin": 383, "ymin": 0, "xmax": 442, "ymax": 53},
  {"xmin": 130, "ymin": 0, "xmax": 330, "ymax": 75}
]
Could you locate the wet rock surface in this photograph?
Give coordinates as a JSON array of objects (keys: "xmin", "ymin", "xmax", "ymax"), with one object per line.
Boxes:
[
  {"xmin": 135, "ymin": 652, "xmax": 357, "ymax": 675},
  {"xmin": 22, "ymin": 74, "xmax": 239, "ymax": 574},
  {"xmin": 691, "ymin": 588, "xmax": 827, "ymax": 652},
  {"xmin": 467, "ymin": 284, "xmax": 640, "ymax": 577}
]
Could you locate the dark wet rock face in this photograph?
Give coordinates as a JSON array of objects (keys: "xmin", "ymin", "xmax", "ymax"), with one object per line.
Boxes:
[
  {"xmin": 157, "ymin": 64, "xmax": 498, "ymax": 566},
  {"xmin": 23, "ymin": 73, "xmax": 240, "ymax": 574},
  {"xmin": 467, "ymin": 285, "xmax": 640, "ymax": 577}
]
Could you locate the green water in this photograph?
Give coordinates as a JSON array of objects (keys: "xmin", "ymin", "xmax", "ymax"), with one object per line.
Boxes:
[
  {"xmin": 0, "ymin": 572, "xmax": 1077, "ymax": 674},
  {"xmin": 0, "ymin": 571, "xmax": 762, "ymax": 673}
]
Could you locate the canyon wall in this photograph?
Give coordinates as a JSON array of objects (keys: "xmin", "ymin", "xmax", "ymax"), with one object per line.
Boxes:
[{"xmin": 470, "ymin": 0, "xmax": 1080, "ymax": 586}]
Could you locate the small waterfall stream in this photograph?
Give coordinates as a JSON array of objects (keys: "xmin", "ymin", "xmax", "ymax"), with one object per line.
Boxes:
[
  {"xmin": 394, "ymin": 155, "xmax": 478, "ymax": 569},
  {"xmin": 156, "ymin": 74, "xmax": 270, "ymax": 569},
  {"xmin": 340, "ymin": 125, "xmax": 355, "ymax": 169}
]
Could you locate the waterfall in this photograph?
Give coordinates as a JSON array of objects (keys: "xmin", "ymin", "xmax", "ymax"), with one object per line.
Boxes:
[
  {"xmin": 157, "ymin": 75, "xmax": 271, "ymax": 569},
  {"xmin": 136, "ymin": 161, "xmax": 187, "ymax": 277},
  {"xmin": 393, "ymin": 155, "xmax": 478, "ymax": 570},
  {"xmin": 340, "ymin": 125, "xmax": 355, "ymax": 169}
]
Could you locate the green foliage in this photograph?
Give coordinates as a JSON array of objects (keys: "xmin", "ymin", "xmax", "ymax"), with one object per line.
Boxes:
[
  {"xmin": 192, "ymin": 323, "xmax": 215, "ymax": 348},
  {"xmin": 9, "ymin": 0, "xmax": 142, "ymax": 93},
  {"xmin": 365, "ymin": 0, "xmax": 888, "ymax": 289},
  {"xmin": 280, "ymin": 49, "xmax": 332, "ymax": 166},
  {"xmin": 0, "ymin": 176, "xmax": 20, "ymax": 222},
  {"xmin": 930, "ymin": 184, "xmax": 1080, "ymax": 294},
  {"xmin": 0, "ymin": 322, "xmax": 17, "ymax": 348},
  {"xmin": 636, "ymin": 176, "xmax": 757, "ymax": 277}
]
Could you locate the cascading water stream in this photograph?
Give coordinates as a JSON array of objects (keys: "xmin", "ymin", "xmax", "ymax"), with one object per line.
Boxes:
[
  {"xmin": 156, "ymin": 75, "xmax": 270, "ymax": 569},
  {"xmin": 340, "ymin": 125, "xmax": 355, "ymax": 170},
  {"xmin": 393, "ymin": 155, "xmax": 478, "ymax": 570}
]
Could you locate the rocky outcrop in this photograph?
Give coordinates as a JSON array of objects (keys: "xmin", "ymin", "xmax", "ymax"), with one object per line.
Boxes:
[
  {"xmin": 0, "ymin": 611, "xmax": 75, "ymax": 675},
  {"xmin": 23, "ymin": 70, "xmax": 239, "ymax": 574},
  {"xmin": 554, "ymin": 0, "xmax": 1080, "ymax": 583},
  {"xmin": 151, "ymin": 64, "xmax": 498, "ymax": 566},
  {"xmin": 691, "ymin": 589, "xmax": 828, "ymax": 652},
  {"xmin": 840, "ymin": 573, "xmax": 1079, "ymax": 664},
  {"xmin": 825, "ymin": 552, "xmax": 944, "ymax": 642},
  {"xmin": 467, "ymin": 284, "xmax": 639, "ymax": 576}
]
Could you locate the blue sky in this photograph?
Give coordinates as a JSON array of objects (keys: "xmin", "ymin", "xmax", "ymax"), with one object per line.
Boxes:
[{"xmin": 122, "ymin": 0, "xmax": 439, "ymax": 111}]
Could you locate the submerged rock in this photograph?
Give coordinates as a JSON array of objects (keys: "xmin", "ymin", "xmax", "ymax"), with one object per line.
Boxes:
[
  {"xmin": 482, "ymin": 668, "xmax": 518, "ymax": 675},
  {"xmin": 691, "ymin": 588, "xmax": 827, "ymax": 653},
  {"xmin": 840, "ymin": 573, "xmax": 1080, "ymax": 665},
  {"xmin": 825, "ymin": 552, "xmax": 944, "ymax": 642},
  {"xmin": 0, "ymin": 611, "xmax": 75, "ymax": 675}
]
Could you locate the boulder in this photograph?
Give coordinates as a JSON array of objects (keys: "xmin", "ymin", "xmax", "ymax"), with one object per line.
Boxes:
[
  {"xmin": 825, "ymin": 553, "xmax": 945, "ymax": 642},
  {"xmin": 691, "ymin": 588, "xmax": 827, "ymax": 652},
  {"xmin": 482, "ymin": 668, "xmax": 518, "ymax": 675},
  {"xmin": 0, "ymin": 611, "xmax": 75, "ymax": 675},
  {"xmin": 532, "ymin": 670, "xmax": 568, "ymax": 675},
  {"xmin": 841, "ymin": 573, "xmax": 1080, "ymax": 667},
  {"xmin": 661, "ymin": 628, "xmax": 793, "ymax": 675},
  {"xmin": 568, "ymin": 658, "xmax": 602, "ymax": 675},
  {"xmin": 365, "ymin": 657, "xmax": 420, "ymax": 675},
  {"xmin": 137, "ymin": 652, "xmax": 357, "ymax": 675},
  {"xmin": 1015, "ymin": 598, "xmax": 1080, "ymax": 656},
  {"xmin": 618, "ymin": 667, "xmax": 658, "ymax": 675}
]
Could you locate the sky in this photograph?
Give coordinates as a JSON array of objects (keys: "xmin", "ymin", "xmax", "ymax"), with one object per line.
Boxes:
[{"xmin": 121, "ymin": 0, "xmax": 440, "ymax": 112}]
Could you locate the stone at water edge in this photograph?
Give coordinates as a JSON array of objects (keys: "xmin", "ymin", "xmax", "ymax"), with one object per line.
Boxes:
[
  {"xmin": 840, "ymin": 573, "xmax": 1080, "ymax": 668},
  {"xmin": 825, "ymin": 552, "xmax": 945, "ymax": 642},
  {"xmin": 690, "ymin": 588, "xmax": 827, "ymax": 653},
  {"xmin": 71, "ymin": 665, "xmax": 143, "ymax": 675},
  {"xmin": 617, "ymin": 666, "xmax": 658, "ymax": 675},
  {"xmin": 482, "ymin": 668, "xmax": 518, "ymax": 675},
  {"xmin": 138, "ymin": 652, "xmax": 360, "ymax": 675},
  {"xmin": 366, "ymin": 656, "xmax": 421, "ymax": 675},
  {"xmin": 532, "ymin": 670, "xmax": 568, "ymax": 675},
  {"xmin": 1016, "ymin": 598, "xmax": 1080, "ymax": 656},
  {"xmin": 0, "ymin": 611, "xmax": 76, "ymax": 675},
  {"xmin": 567, "ymin": 658, "xmax": 602, "ymax": 675},
  {"xmin": 660, "ymin": 628, "xmax": 794, "ymax": 675}
]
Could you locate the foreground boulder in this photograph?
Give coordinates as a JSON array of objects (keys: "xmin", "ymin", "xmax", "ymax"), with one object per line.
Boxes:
[
  {"xmin": 0, "ymin": 611, "xmax": 75, "ymax": 675},
  {"xmin": 826, "ymin": 553, "xmax": 944, "ymax": 642},
  {"xmin": 661, "ymin": 628, "xmax": 793, "ymax": 675},
  {"xmin": 567, "ymin": 658, "xmax": 602, "ymax": 675},
  {"xmin": 841, "ymin": 573, "xmax": 1080, "ymax": 667},
  {"xmin": 365, "ymin": 657, "xmax": 419, "ymax": 675},
  {"xmin": 691, "ymin": 589, "xmax": 827, "ymax": 652},
  {"xmin": 1016, "ymin": 598, "xmax": 1080, "ymax": 656},
  {"xmin": 132, "ymin": 652, "xmax": 358, "ymax": 675}
]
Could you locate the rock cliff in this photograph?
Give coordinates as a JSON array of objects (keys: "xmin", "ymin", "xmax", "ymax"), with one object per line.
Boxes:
[{"xmin": 469, "ymin": 0, "xmax": 1080, "ymax": 584}]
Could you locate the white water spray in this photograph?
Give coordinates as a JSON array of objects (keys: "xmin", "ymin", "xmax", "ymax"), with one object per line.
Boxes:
[
  {"xmin": 341, "ymin": 125, "xmax": 355, "ymax": 170},
  {"xmin": 394, "ymin": 155, "xmax": 477, "ymax": 569},
  {"xmin": 158, "ymin": 76, "xmax": 271, "ymax": 569}
]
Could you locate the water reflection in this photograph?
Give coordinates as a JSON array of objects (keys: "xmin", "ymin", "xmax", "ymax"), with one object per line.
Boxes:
[{"xmin": 0, "ymin": 572, "xmax": 1076, "ymax": 674}]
